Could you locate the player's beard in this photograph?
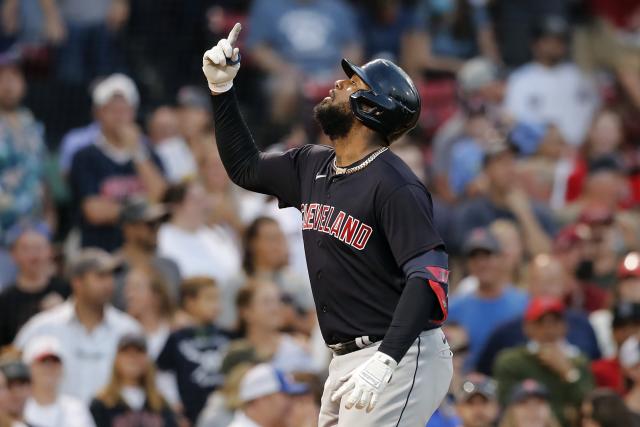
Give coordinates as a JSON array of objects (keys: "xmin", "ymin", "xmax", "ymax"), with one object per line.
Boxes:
[{"xmin": 313, "ymin": 99, "xmax": 355, "ymax": 140}]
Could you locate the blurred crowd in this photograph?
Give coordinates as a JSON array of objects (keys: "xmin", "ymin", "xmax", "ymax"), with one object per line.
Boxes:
[{"xmin": 1, "ymin": 0, "xmax": 640, "ymax": 426}]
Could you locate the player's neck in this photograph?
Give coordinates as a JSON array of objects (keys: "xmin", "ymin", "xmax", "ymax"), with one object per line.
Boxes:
[{"xmin": 333, "ymin": 130, "xmax": 385, "ymax": 167}]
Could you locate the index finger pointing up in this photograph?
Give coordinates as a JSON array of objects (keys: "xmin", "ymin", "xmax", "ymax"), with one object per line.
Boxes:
[{"xmin": 227, "ymin": 23, "xmax": 242, "ymax": 47}]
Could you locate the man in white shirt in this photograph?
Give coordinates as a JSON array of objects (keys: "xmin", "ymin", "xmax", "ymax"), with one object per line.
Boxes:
[
  {"xmin": 14, "ymin": 248, "xmax": 141, "ymax": 402},
  {"xmin": 229, "ymin": 363, "xmax": 308, "ymax": 427},
  {"xmin": 22, "ymin": 335, "xmax": 95, "ymax": 427},
  {"xmin": 505, "ymin": 15, "xmax": 599, "ymax": 147}
]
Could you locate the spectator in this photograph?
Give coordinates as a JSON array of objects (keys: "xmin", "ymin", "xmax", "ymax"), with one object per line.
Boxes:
[
  {"xmin": 229, "ymin": 363, "xmax": 307, "ymax": 427},
  {"xmin": 0, "ymin": 52, "xmax": 52, "ymax": 235},
  {"xmin": 199, "ymin": 144, "xmax": 245, "ymax": 239},
  {"xmin": 246, "ymin": 0, "xmax": 362, "ymax": 127},
  {"xmin": 113, "ymin": 198, "xmax": 180, "ymax": 309},
  {"xmin": 499, "ymin": 379, "xmax": 561, "ymax": 427},
  {"xmin": 224, "ymin": 217, "xmax": 312, "ymax": 330},
  {"xmin": 158, "ymin": 182, "xmax": 241, "ymax": 285},
  {"xmin": 54, "ymin": 0, "xmax": 129, "ymax": 84},
  {"xmin": 0, "ymin": 225, "xmax": 69, "ymax": 348},
  {"xmin": 0, "ymin": 361, "xmax": 29, "ymax": 426},
  {"xmin": 490, "ymin": 219, "xmax": 526, "ymax": 287},
  {"xmin": 175, "ymin": 85, "xmax": 214, "ymax": 165},
  {"xmin": 553, "ymin": 224, "xmax": 609, "ymax": 314},
  {"xmin": 581, "ymin": 388, "xmax": 640, "ymax": 427},
  {"xmin": 565, "ymin": 110, "xmax": 626, "ymax": 204},
  {"xmin": 196, "ymin": 363, "xmax": 255, "ymax": 427},
  {"xmin": 591, "ymin": 252, "xmax": 640, "ymax": 358},
  {"xmin": 146, "ymin": 105, "xmax": 197, "ymax": 184},
  {"xmin": 494, "ymin": 297, "xmax": 594, "ymax": 426},
  {"xmin": 22, "ymin": 335, "xmax": 95, "ymax": 427},
  {"xmin": 226, "ymin": 282, "xmax": 315, "ymax": 374},
  {"xmin": 156, "ymin": 277, "xmax": 231, "ymax": 423},
  {"xmin": 574, "ymin": 0, "xmax": 640, "ymax": 114},
  {"xmin": 14, "ymin": 248, "xmax": 141, "ymax": 402},
  {"xmin": 0, "ymin": 367, "xmax": 20, "ymax": 427},
  {"xmin": 453, "ymin": 141, "xmax": 557, "ymax": 255},
  {"xmin": 477, "ymin": 254, "xmax": 601, "ymax": 375},
  {"xmin": 90, "ymin": 334, "xmax": 178, "ymax": 427},
  {"xmin": 432, "ymin": 57, "xmax": 507, "ymax": 201},
  {"xmin": 123, "ymin": 266, "xmax": 175, "ymax": 359},
  {"xmin": 403, "ymin": 0, "xmax": 501, "ymax": 77},
  {"xmin": 448, "ymin": 228, "xmax": 529, "ymax": 367},
  {"xmin": 454, "ymin": 373, "xmax": 499, "ymax": 427},
  {"xmin": 68, "ymin": 74, "xmax": 167, "ymax": 252},
  {"xmin": 504, "ymin": 15, "xmax": 599, "ymax": 147},
  {"xmin": 591, "ymin": 302, "xmax": 640, "ymax": 394},
  {"xmin": 619, "ymin": 335, "xmax": 640, "ymax": 416},
  {"xmin": 356, "ymin": 0, "xmax": 419, "ymax": 63}
]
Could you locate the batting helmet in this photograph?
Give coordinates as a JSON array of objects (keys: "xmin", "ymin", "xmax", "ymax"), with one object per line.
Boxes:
[{"xmin": 341, "ymin": 58, "xmax": 421, "ymax": 143}]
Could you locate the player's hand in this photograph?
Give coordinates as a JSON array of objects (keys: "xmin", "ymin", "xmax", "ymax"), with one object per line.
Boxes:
[
  {"xmin": 330, "ymin": 351, "xmax": 397, "ymax": 412},
  {"xmin": 202, "ymin": 22, "xmax": 242, "ymax": 94}
]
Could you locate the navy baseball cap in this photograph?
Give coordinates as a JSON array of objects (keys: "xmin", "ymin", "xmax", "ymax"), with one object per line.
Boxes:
[
  {"xmin": 463, "ymin": 228, "xmax": 501, "ymax": 256},
  {"xmin": 510, "ymin": 379, "xmax": 550, "ymax": 404}
]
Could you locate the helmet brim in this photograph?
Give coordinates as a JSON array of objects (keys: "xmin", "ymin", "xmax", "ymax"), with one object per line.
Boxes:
[{"xmin": 341, "ymin": 59, "xmax": 372, "ymax": 90}]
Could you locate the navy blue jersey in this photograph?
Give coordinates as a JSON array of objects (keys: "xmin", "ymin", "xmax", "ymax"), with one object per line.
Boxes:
[{"xmin": 211, "ymin": 89, "xmax": 444, "ymax": 346}]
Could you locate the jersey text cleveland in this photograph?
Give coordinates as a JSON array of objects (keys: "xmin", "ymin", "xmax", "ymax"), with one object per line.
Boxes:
[{"xmin": 300, "ymin": 203, "xmax": 373, "ymax": 251}]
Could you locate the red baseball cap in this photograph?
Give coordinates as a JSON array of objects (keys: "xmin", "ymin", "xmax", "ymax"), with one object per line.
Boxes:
[
  {"xmin": 525, "ymin": 297, "xmax": 565, "ymax": 322},
  {"xmin": 553, "ymin": 224, "xmax": 591, "ymax": 253},
  {"xmin": 619, "ymin": 252, "xmax": 640, "ymax": 280}
]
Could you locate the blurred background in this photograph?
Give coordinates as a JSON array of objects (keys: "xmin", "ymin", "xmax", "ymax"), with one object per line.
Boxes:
[{"xmin": 1, "ymin": 0, "xmax": 640, "ymax": 426}]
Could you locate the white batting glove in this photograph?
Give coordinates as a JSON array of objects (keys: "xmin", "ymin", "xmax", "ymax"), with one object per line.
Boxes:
[
  {"xmin": 202, "ymin": 23, "xmax": 242, "ymax": 93},
  {"xmin": 331, "ymin": 351, "xmax": 398, "ymax": 412}
]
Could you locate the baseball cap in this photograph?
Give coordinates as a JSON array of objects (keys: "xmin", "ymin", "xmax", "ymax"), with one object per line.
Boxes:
[
  {"xmin": 457, "ymin": 57, "xmax": 500, "ymax": 94},
  {"xmin": 618, "ymin": 252, "xmax": 640, "ymax": 280},
  {"xmin": 553, "ymin": 223, "xmax": 591, "ymax": 253},
  {"xmin": 117, "ymin": 333, "xmax": 147, "ymax": 352},
  {"xmin": 22, "ymin": 335, "xmax": 63, "ymax": 365},
  {"xmin": 238, "ymin": 363, "xmax": 309, "ymax": 403},
  {"xmin": 177, "ymin": 86, "xmax": 212, "ymax": 113},
  {"xmin": 531, "ymin": 15, "xmax": 570, "ymax": 40},
  {"xmin": 92, "ymin": 73, "xmax": 139, "ymax": 108},
  {"xmin": 120, "ymin": 198, "xmax": 168, "ymax": 224},
  {"xmin": 578, "ymin": 206, "xmax": 614, "ymax": 226},
  {"xmin": 509, "ymin": 379, "xmax": 550, "ymax": 404},
  {"xmin": 68, "ymin": 248, "xmax": 120, "ymax": 278},
  {"xmin": 4, "ymin": 221, "xmax": 51, "ymax": 248},
  {"xmin": 612, "ymin": 301, "xmax": 640, "ymax": 328},
  {"xmin": 619, "ymin": 336, "xmax": 640, "ymax": 368},
  {"xmin": 463, "ymin": 228, "xmax": 501, "ymax": 256},
  {"xmin": 457, "ymin": 373, "xmax": 497, "ymax": 402},
  {"xmin": 524, "ymin": 296, "xmax": 565, "ymax": 322},
  {"xmin": 0, "ymin": 360, "xmax": 30, "ymax": 382}
]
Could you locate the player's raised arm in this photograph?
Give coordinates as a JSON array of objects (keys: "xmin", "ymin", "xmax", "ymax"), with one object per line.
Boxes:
[{"xmin": 202, "ymin": 23, "xmax": 302, "ymax": 207}]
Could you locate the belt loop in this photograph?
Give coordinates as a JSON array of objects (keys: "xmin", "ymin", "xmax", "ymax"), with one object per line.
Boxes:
[{"xmin": 362, "ymin": 336, "xmax": 372, "ymax": 346}]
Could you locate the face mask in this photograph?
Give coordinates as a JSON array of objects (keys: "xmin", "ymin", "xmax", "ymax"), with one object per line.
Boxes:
[{"xmin": 430, "ymin": 0, "xmax": 455, "ymax": 14}]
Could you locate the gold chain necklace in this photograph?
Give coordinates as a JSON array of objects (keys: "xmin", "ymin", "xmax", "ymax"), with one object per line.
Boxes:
[{"xmin": 333, "ymin": 147, "xmax": 388, "ymax": 175}]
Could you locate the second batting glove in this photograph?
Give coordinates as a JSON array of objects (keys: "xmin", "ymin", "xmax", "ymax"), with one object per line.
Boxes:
[
  {"xmin": 202, "ymin": 22, "xmax": 242, "ymax": 93},
  {"xmin": 331, "ymin": 351, "xmax": 398, "ymax": 412}
]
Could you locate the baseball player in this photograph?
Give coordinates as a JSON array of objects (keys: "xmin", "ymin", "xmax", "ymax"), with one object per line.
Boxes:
[{"xmin": 202, "ymin": 23, "xmax": 453, "ymax": 426}]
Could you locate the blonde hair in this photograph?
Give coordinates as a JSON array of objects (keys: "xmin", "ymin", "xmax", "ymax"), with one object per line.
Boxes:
[{"xmin": 96, "ymin": 350, "xmax": 166, "ymax": 412}]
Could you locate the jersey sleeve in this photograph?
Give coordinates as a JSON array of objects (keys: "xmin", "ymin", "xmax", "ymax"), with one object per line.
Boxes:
[
  {"xmin": 378, "ymin": 184, "xmax": 444, "ymax": 267},
  {"xmin": 211, "ymin": 89, "xmax": 327, "ymax": 209}
]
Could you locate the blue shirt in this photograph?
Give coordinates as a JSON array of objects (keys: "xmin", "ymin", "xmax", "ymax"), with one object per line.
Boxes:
[
  {"xmin": 357, "ymin": 6, "xmax": 421, "ymax": 62},
  {"xmin": 448, "ymin": 137, "xmax": 483, "ymax": 196},
  {"xmin": 448, "ymin": 287, "xmax": 529, "ymax": 367},
  {"xmin": 246, "ymin": 0, "xmax": 361, "ymax": 78}
]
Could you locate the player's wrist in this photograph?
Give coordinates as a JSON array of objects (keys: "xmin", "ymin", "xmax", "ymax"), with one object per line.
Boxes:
[
  {"xmin": 210, "ymin": 80, "xmax": 234, "ymax": 94},
  {"xmin": 372, "ymin": 351, "xmax": 398, "ymax": 370}
]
